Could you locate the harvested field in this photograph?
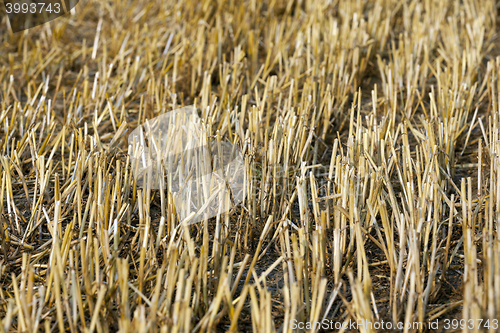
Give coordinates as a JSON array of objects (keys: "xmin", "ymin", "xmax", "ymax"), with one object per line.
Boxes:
[{"xmin": 0, "ymin": 0, "xmax": 499, "ymax": 332}]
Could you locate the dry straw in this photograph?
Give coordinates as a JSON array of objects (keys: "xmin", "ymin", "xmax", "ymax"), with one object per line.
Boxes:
[{"xmin": 0, "ymin": 0, "xmax": 498, "ymax": 332}]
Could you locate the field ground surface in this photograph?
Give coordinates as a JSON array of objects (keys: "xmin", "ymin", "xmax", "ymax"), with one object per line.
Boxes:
[{"xmin": 0, "ymin": 0, "xmax": 500, "ymax": 332}]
